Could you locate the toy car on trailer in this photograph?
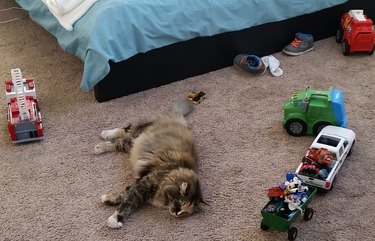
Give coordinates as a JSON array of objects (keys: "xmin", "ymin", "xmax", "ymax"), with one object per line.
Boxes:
[
  {"xmin": 295, "ymin": 126, "xmax": 355, "ymax": 191},
  {"xmin": 260, "ymin": 172, "xmax": 317, "ymax": 241},
  {"xmin": 335, "ymin": 9, "xmax": 375, "ymax": 55},
  {"xmin": 5, "ymin": 68, "xmax": 44, "ymax": 143},
  {"xmin": 283, "ymin": 87, "xmax": 347, "ymax": 136}
]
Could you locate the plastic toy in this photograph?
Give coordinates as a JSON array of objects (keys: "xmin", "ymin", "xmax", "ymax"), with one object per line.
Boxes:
[
  {"xmin": 335, "ymin": 9, "xmax": 375, "ymax": 55},
  {"xmin": 5, "ymin": 68, "xmax": 44, "ymax": 143},
  {"xmin": 283, "ymin": 87, "xmax": 347, "ymax": 136},
  {"xmin": 260, "ymin": 172, "xmax": 317, "ymax": 241},
  {"xmin": 187, "ymin": 89, "xmax": 206, "ymax": 104},
  {"xmin": 295, "ymin": 125, "xmax": 355, "ymax": 192}
]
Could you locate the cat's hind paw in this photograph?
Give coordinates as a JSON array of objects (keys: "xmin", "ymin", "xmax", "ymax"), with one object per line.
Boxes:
[
  {"xmin": 101, "ymin": 128, "xmax": 124, "ymax": 140},
  {"xmin": 94, "ymin": 141, "xmax": 113, "ymax": 154},
  {"xmin": 107, "ymin": 211, "xmax": 123, "ymax": 229},
  {"xmin": 101, "ymin": 194, "xmax": 110, "ymax": 204},
  {"xmin": 101, "ymin": 194, "xmax": 120, "ymax": 205}
]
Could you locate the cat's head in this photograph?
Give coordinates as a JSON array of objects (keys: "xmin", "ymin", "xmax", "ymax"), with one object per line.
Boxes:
[{"xmin": 163, "ymin": 168, "xmax": 205, "ymax": 218}]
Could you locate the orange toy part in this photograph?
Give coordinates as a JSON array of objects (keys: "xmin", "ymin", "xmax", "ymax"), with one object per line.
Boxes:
[
  {"xmin": 307, "ymin": 148, "xmax": 333, "ymax": 166},
  {"xmin": 267, "ymin": 187, "xmax": 285, "ymax": 197},
  {"xmin": 307, "ymin": 148, "xmax": 320, "ymax": 162},
  {"xmin": 318, "ymin": 148, "xmax": 333, "ymax": 166}
]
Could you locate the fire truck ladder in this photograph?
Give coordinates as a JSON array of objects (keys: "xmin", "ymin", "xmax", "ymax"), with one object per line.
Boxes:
[{"xmin": 11, "ymin": 68, "xmax": 30, "ymax": 121}]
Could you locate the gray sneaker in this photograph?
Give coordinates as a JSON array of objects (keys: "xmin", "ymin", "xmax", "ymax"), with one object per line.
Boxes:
[
  {"xmin": 233, "ymin": 54, "xmax": 266, "ymax": 75},
  {"xmin": 283, "ymin": 33, "xmax": 314, "ymax": 56}
]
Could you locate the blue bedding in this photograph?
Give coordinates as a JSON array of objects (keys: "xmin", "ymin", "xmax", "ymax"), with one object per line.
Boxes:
[{"xmin": 16, "ymin": 0, "xmax": 348, "ymax": 92}]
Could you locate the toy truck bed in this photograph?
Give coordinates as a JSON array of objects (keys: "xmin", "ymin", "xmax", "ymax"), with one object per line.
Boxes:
[{"xmin": 295, "ymin": 126, "xmax": 355, "ymax": 191}]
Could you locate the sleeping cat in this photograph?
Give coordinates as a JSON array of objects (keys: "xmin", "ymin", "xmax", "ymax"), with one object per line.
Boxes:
[{"xmin": 94, "ymin": 100, "xmax": 205, "ymax": 229}]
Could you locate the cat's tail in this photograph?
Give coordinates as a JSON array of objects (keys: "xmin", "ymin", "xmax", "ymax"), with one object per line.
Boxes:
[{"xmin": 171, "ymin": 100, "xmax": 194, "ymax": 117}]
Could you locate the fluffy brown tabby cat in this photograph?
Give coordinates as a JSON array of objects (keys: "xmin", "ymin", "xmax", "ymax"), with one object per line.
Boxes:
[{"xmin": 94, "ymin": 100, "xmax": 205, "ymax": 229}]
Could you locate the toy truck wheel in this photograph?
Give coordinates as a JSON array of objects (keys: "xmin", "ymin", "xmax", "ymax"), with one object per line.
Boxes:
[
  {"xmin": 348, "ymin": 140, "xmax": 355, "ymax": 156},
  {"xmin": 288, "ymin": 227, "xmax": 298, "ymax": 241},
  {"xmin": 335, "ymin": 28, "xmax": 343, "ymax": 43},
  {"xmin": 303, "ymin": 207, "xmax": 314, "ymax": 221},
  {"xmin": 342, "ymin": 40, "xmax": 350, "ymax": 56},
  {"xmin": 320, "ymin": 178, "xmax": 336, "ymax": 193},
  {"xmin": 285, "ymin": 119, "xmax": 307, "ymax": 136},
  {"xmin": 330, "ymin": 178, "xmax": 336, "ymax": 191},
  {"xmin": 369, "ymin": 45, "xmax": 375, "ymax": 55},
  {"xmin": 313, "ymin": 122, "xmax": 331, "ymax": 136},
  {"xmin": 260, "ymin": 222, "xmax": 270, "ymax": 230}
]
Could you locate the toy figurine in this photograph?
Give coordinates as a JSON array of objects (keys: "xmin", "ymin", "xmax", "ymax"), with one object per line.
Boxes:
[
  {"xmin": 187, "ymin": 89, "xmax": 206, "ymax": 104},
  {"xmin": 281, "ymin": 172, "xmax": 309, "ymax": 195}
]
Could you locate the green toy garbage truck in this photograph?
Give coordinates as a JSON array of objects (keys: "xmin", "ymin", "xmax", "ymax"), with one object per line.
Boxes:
[{"xmin": 283, "ymin": 87, "xmax": 347, "ymax": 136}]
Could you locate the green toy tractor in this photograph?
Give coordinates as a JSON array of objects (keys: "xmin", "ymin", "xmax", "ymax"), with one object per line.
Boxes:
[{"xmin": 283, "ymin": 87, "xmax": 347, "ymax": 136}]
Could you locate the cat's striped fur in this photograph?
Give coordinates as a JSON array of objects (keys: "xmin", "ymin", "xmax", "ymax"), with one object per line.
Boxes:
[{"xmin": 94, "ymin": 100, "xmax": 205, "ymax": 229}]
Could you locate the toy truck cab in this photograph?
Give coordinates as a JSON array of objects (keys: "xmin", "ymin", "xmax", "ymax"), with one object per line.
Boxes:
[
  {"xmin": 283, "ymin": 87, "xmax": 347, "ymax": 136},
  {"xmin": 295, "ymin": 126, "xmax": 355, "ymax": 191},
  {"xmin": 336, "ymin": 9, "xmax": 375, "ymax": 55}
]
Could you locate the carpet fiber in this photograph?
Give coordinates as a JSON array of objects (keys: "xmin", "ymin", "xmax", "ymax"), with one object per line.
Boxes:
[{"xmin": 1, "ymin": 1, "xmax": 375, "ymax": 241}]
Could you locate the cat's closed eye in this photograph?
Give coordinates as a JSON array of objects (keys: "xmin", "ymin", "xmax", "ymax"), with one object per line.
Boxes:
[{"xmin": 167, "ymin": 185, "xmax": 180, "ymax": 199}]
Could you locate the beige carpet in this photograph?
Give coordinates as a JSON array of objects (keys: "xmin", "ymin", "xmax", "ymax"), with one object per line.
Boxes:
[{"xmin": 1, "ymin": 1, "xmax": 375, "ymax": 241}]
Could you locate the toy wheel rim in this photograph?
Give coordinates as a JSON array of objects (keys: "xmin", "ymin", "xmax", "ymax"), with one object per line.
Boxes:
[
  {"xmin": 290, "ymin": 122, "xmax": 303, "ymax": 135},
  {"xmin": 286, "ymin": 119, "xmax": 307, "ymax": 136},
  {"xmin": 288, "ymin": 227, "xmax": 298, "ymax": 241},
  {"xmin": 304, "ymin": 207, "xmax": 314, "ymax": 221}
]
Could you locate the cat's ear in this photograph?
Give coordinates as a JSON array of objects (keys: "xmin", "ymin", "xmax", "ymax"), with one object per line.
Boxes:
[{"xmin": 180, "ymin": 182, "xmax": 189, "ymax": 196}]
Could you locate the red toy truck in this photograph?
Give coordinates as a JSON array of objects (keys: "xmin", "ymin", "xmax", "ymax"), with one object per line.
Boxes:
[
  {"xmin": 336, "ymin": 9, "xmax": 375, "ymax": 55},
  {"xmin": 5, "ymin": 68, "xmax": 44, "ymax": 143}
]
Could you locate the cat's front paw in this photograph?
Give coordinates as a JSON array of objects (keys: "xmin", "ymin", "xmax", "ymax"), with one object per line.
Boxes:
[
  {"xmin": 107, "ymin": 211, "xmax": 123, "ymax": 229},
  {"xmin": 94, "ymin": 141, "xmax": 112, "ymax": 154},
  {"xmin": 101, "ymin": 194, "xmax": 120, "ymax": 205},
  {"xmin": 101, "ymin": 194, "xmax": 110, "ymax": 204}
]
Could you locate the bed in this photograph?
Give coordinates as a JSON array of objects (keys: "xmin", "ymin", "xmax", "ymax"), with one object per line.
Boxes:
[{"xmin": 16, "ymin": 0, "xmax": 375, "ymax": 102}]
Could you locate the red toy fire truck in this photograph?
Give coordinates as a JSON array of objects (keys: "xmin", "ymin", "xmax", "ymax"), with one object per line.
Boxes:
[
  {"xmin": 5, "ymin": 68, "xmax": 44, "ymax": 143},
  {"xmin": 336, "ymin": 9, "xmax": 375, "ymax": 55}
]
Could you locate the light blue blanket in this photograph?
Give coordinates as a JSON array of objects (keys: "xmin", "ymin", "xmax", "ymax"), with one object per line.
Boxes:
[{"xmin": 16, "ymin": 0, "xmax": 347, "ymax": 91}]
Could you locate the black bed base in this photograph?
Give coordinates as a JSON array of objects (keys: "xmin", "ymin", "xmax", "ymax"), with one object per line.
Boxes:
[{"xmin": 94, "ymin": 0, "xmax": 374, "ymax": 102}]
